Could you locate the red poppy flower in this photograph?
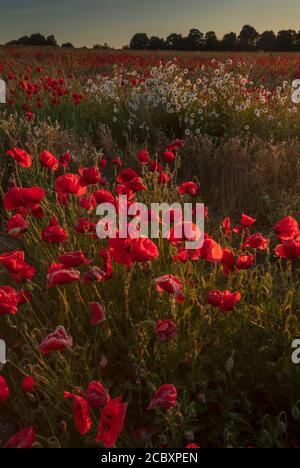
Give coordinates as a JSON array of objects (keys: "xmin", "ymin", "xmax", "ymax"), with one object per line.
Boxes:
[
  {"xmin": 109, "ymin": 238, "xmax": 132, "ymax": 267},
  {"xmin": 86, "ymin": 381, "xmax": 110, "ymax": 408},
  {"xmin": 79, "ymin": 167, "xmax": 101, "ymax": 186},
  {"xmin": 155, "ymin": 320, "xmax": 177, "ymax": 342},
  {"xmin": 31, "ymin": 206, "xmax": 45, "ymax": 219},
  {"xmin": 130, "ymin": 238, "xmax": 159, "ymax": 263},
  {"xmin": 99, "ymin": 248, "xmax": 113, "ymax": 279},
  {"xmin": 58, "ymin": 251, "xmax": 90, "ymax": 268},
  {"xmin": 60, "ymin": 152, "xmax": 71, "ymax": 168},
  {"xmin": 168, "ymin": 221, "xmax": 202, "ymax": 247},
  {"xmin": 241, "ymin": 214, "xmax": 256, "ymax": 228},
  {"xmin": 26, "ymin": 112, "xmax": 34, "ymax": 121},
  {"xmin": 46, "ymin": 264, "xmax": 80, "ymax": 289},
  {"xmin": 0, "ymin": 250, "xmax": 36, "ymax": 283},
  {"xmin": 39, "ymin": 326, "xmax": 73, "ymax": 354},
  {"xmin": 275, "ymin": 240, "xmax": 300, "ymax": 259},
  {"xmin": 82, "ymin": 266, "xmax": 105, "ymax": 284},
  {"xmin": 222, "ymin": 217, "xmax": 232, "ymax": 237},
  {"xmin": 149, "ymin": 161, "xmax": 163, "ymax": 172},
  {"xmin": 117, "ymin": 168, "xmax": 139, "ymax": 184},
  {"xmin": 22, "ymin": 376, "xmax": 36, "ymax": 393},
  {"xmin": 236, "ymin": 254, "xmax": 256, "ymax": 270},
  {"xmin": 158, "ymin": 172, "xmax": 171, "ymax": 185},
  {"xmin": 95, "ymin": 397, "xmax": 128, "ymax": 448},
  {"xmin": 5, "ymin": 427, "xmax": 36, "ymax": 449},
  {"xmin": 3, "ymin": 187, "xmax": 45, "ymax": 211},
  {"xmin": 42, "ymin": 217, "xmax": 68, "ymax": 243},
  {"xmin": 124, "ymin": 177, "xmax": 147, "ymax": 192},
  {"xmin": 178, "ymin": 181, "xmax": 198, "ymax": 196},
  {"xmin": 55, "ymin": 174, "xmax": 87, "ymax": 204},
  {"xmin": 0, "ymin": 251, "xmax": 25, "ymax": 273},
  {"xmin": 0, "ymin": 286, "xmax": 21, "ymax": 315},
  {"xmin": 90, "ymin": 302, "xmax": 106, "ymax": 325},
  {"xmin": 222, "ymin": 248, "xmax": 236, "ymax": 276},
  {"xmin": 0, "ymin": 376, "xmax": 10, "ymax": 403},
  {"xmin": 64, "ymin": 392, "xmax": 92, "ymax": 436},
  {"xmin": 186, "ymin": 443, "xmax": 200, "ymax": 448},
  {"xmin": 199, "ymin": 238, "xmax": 223, "ymax": 263},
  {"xmin": 7, "ymin": 148, "xmax": 32, "ymax": 168},
  {"xmin": 207, "ymin": 290, "xmax": 241, "ymax": 312},
  {"xmin": 163, "ymin": 151, "xmax": 175, "ymax": 163},
  {"xmin": 148, "ymin": 384, "xmax": 177, "ymax": 411},
  {"xmin": 234, "ymin": 214, "xmax": 257, "ymax": 234},
  {"xmin": 11, "ymin": 262, "xmax": 36, "ymax": 284},
  {"xmin": 112, "ymin": 157, "xmax": 122, "ymax": 167},
  {"xmin": 155, "ymin": 275, "xmax": 185, "ymax": 303},
  {"xmin": 274, "ymin": 216, "xmax": 299, "ymax": 242},
  {"xmin": 242, "ymin": 233, "xmax": 269, "ymax": 250},
  {"xmin": 39, "ymin": 151, "xmax": 59, "ymax": 171},
  {"xmin": 80, "ymin": 195, "xmax": 97, "ymax": 211},
  {"xmin": 109, "ymin": 237, "xmax": 159, "ymax": 267},
  {"xmin": 6, "ymin": 214, "xmax": 28, "ymax": 238},
  {"xmin": 75, "ymin": 218, "xmax": 96, "ymax": 235},
  {"xmin": 93, "ymin": 189, "xmax": 116, "ymax": 205},
  {"xmin": 138, "ymin": 149, "xmax": 150, "ymax": 165}
]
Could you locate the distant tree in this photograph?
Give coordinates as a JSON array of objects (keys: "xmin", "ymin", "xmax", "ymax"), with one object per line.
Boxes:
[
  {"xmin": 257, "ymin": 31, "xmax": 276, "ymax": 51},
  {"xmin": 204, "ymin": 31, "xmax": 219, "ymax": 51},
  {"xmin": 61, "ymin": 42, "xmax": 74, "ymax": 48},
  {"xmin": 27, "ymin": 33, "xmax": 48, "ymax": 46},
  {"xmin": 46, "ymin": 35, "xmax": 58, "ymax": 47},
  {"xmin": 238, "ymin": 25, "xmax": 259, "ymax": 50},
  {"xmin": 6, "ymin": 35, "xmax": 29, "ymax": 46},
  {"xmin": 129, "ymin": 33, "xmax": 149, "ymax": 50},
  {"xmin": 93, "ymin": 43, "xmax": 112, "ymax": 50},
  {"xmin": 220, "ymin": 32, "xmax": 237, "ymax": 51},
  {"xmin": 6, "ymin": 33, "xmax": 59, "ymax": 47},
  {"xmin": 165, "ymin": 33, "xmax": 185, "ymax": 50},
  {"xmin": 276, "ymin": 29, "xmax": 297, "ymax": 51},
  {"xmin": 147, "ymin": 36, "xmax": 165, "ymax": 50},
  {"xmin": 294, "ymin": 31, "xmax": 300, "ymax": 51},
  {"xmin": 186, "ymin": 29, "xmax": 204, "ymax": 50}
]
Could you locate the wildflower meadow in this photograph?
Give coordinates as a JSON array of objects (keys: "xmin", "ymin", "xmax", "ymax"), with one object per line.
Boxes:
[{"xmin": 0, "ymin": 47, "xmax": 300, "ymax": 449}]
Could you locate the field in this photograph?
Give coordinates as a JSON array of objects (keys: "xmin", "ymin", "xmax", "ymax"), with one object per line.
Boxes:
[{"xmin": 1, "ymin": 47, "xmax": 300, "ymax": 448}]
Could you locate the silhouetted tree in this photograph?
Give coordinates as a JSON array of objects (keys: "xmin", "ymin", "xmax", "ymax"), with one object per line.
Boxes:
[
  {"xmin": 147, "ymin": 36, "xmax": 165, "ymax": 50},
  {"xmin": 276, "ymin": 29, "xmax": 297, "ymax": 51},
  {"xmin": 130, "ymin": 33, "xmax": 149, "ymax": 50},
  {"xmin": 46, "ymin": 35, "xmax": 58, "ymax": 47},
  {"xmin": 294, "ymin": 31, "xmax": 300, "ymax": 51},
  {"xmin": 257, "ymin": 31, "xmax": 277, "ymax": 51},
  {"xmin": 27, "ymin": 33, "xmax": 48, "ymax": 46},
  {"xmin": 238, "ymin": 25, "xmax": 259, "ymax": 50},
  {"xmin": 186, "ymin": 29, "xmax": 204, "ymax": 50},
  {"xmin": 6, "ymin": 33, "xmax": 58, "ymax": 47},
  {"xmin": 62, "ymin": 42, "xmax": 74, "ymax": 48},
  {"xmin": 165, "ymin": 33, "xmax": 185, "ymax": 50},
  {"xmin": 204, "ymin": 31, "xmax": 219, "ymax": 51},
  {"xmin": 220, "ymin": 32, "xmax": 237, "ymax": 51}
]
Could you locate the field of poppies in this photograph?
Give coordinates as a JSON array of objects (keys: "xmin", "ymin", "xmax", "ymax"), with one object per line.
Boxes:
[{"xmin": 1, "ymin": 47, "xmax": 300, "ymax": 449}]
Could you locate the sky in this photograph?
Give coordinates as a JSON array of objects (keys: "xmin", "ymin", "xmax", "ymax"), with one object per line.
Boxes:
[{"xmin": 0, "ymin": 0, "xmax": 300, "ymax": 48}]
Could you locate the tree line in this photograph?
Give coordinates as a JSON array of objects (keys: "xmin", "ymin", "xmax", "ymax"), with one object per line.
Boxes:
[
  {"xmin": 128, "ymin": 26, "xmax": 300, "ymax": 51},
  {"xmin": 6, "ymin": 33, "xmax": 73, "ymax": 48},
  {"xmin": 5, "ymin": 33, "xmax": 113, "ymax": 49},
  {"xmin": 5, "ymin": 26, "xmax": 300, "ymax": 52}
]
